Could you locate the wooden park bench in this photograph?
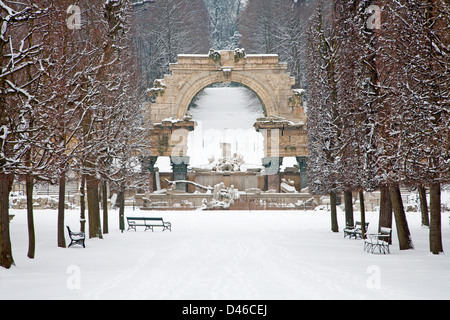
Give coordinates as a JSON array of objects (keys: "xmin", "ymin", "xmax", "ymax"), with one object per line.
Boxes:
[
  {"xmin": 344, "ymin": 221, "xmax": 369, "ymax": 239},
  {"xmin": 364, "ymin": 227, "xmax": 392, "ymax": 254},
  {"xmin": 126, "ymin": 217, "xmax": 172, "ymax": 232},
  {"xmin": 67, "ymin": 226, "xmax": 86, "ymax": 248}
]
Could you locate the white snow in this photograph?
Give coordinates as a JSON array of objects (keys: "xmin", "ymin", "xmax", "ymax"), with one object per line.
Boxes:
[
  {"xmin": 2, "ymin": 206, "xmax": 450, "ymax": 300},
  {"xmin": 187, "ymin": 87, "xmax": 265, "ymax": 168}
]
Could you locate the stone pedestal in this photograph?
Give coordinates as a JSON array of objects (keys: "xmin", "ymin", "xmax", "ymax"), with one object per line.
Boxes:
[
  {"xmin": 262, "ymin": 157, "xmax": 283, "ymax": 192},
  {"xmin": 296, "ymin": 156, "xmax": 308, "ymax": 191},
  {"xmin": 171, "ymin": 156, "xmax": 190, "ymax": 192},
  {"xmin": 141, "ymin": 156, "xmax": 158, "ymax": 193}
]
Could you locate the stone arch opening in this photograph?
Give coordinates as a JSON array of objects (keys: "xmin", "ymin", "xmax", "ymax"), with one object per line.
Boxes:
[
  {"xmin": 174, "ymin": 72, "xmax": 277, "ymax": 120},
  {"xmin": 188, "ymin": 82, "xmax": 267, "ymax": 118},
  {"xmin": 186, "ymin": 83, "xmax": 266, "ymax": 168}
]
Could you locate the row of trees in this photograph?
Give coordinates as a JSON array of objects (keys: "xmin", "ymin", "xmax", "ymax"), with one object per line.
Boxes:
[
  {"xmin": 0, "ymin": 0, "xmax": 150, "ymax": 269},
  {"xmin": 0, "ymin": 0, "xmax": 318, "ymax": 270},
  {"xmin": 306, "ymin": 0, "xmax": 449, "ymax": 254}
]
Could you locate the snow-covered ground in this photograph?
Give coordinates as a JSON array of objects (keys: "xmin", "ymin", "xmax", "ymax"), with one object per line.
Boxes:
[{"xmin": 1, "ymin": 206, "xmax": 450, "ymax": 300}]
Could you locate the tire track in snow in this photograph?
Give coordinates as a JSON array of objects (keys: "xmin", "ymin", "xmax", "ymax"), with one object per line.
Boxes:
[
  {"xmin": 266, "ymin": 238, "xmax": 376, "ymax": 300},
  {"xmin": 85, "ymin": 250, "xmax": 156, "ymax": 300},
  {"xmin": 208, "ymin": 235, "xmax": 261, "ymax": 299},
  {"xmin": 84, "ymin": 234, "xmax": 193, "ymax": 299}
]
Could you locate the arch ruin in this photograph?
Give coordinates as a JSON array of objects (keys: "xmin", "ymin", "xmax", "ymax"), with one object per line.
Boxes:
[{"xmin": 144, "ymin": 50, "xmax": 309, "ymax": 193}]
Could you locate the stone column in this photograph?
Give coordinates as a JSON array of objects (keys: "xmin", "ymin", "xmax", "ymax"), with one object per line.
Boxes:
[
  {"xmin": 296, "ymin": 156, "xmax": 308, "ymax": 191},
  {"xmin": 141, "ymin": 156, "xmax": 158, "ymax": 193},
  {"xmin": 171, "ymin": 156, "xmax": 190, "ymax": 192},
  {"xmin": 262, "ymin": 157, "xmax": 283, "ymax": 193}
]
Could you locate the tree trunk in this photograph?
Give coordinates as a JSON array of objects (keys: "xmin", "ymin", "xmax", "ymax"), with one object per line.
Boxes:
[
  {"xmin": 429, "ymin": 183, "xmax": 443, "ymax": 255},
  {"xmin": 330, "ymin": 191, "xmax": 339, "ymax": 233},
  {"xmin": 379, "ymin": 185, "xmax": 393, "ymax": 244},
  {"xmin": 389, "ymin": 184, "xmax": 414, "ymax": 250},
  {"xmin": 80, "ymin": 176, "xmax": 86, "ymax": 233},
  {"xmin": 0, "ymin": 173, "xmax": 14, "ymax": 269},
  {"xmin": 359, "ymin": 190, "xmax": 366, "ymax": 239},
  {"xmin": 418, "ymin": 185, "xmax": 430, "ymax": 227},
  {"xmin": 86, "ymin": 174, "xmax": 102, "ymax": 239},
  {"xmin": 58, "ymin": 172, "xmax": 66, "ymax": 248},
  {"xmin": 26, "ymin": 175, "xmax": 36, "ymax": 259},
  {"xmin": 118, "ymin": 190, "xmax": 125, "ymax": 233},
  {"xmin": 344, "ymin": 190, "xmax": 354, "ymax": 227},
  {"xmin": 102, "ymin": 180, "xmax": 109, "ymax": 234}
]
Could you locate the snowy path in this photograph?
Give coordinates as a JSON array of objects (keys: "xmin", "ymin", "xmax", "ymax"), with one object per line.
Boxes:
[{"xmin": 1, "ymin": 209, "xmax": 450, "ymax": 300}]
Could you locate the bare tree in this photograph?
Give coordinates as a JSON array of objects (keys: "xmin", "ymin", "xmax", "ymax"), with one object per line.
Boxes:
[
  {"xmin": 306, "ymin": 1, "xmax": 340, "ymax": 232},
  {"xmin": 240, "ymin": 0, "xmax": 316, "ymax": 87},
  {"xmin": 0, "ymin": 0, "xmax": 49, "ymax": 268},
  {"xmin": 379, "ymin": 0, "xmax": 449, "ymax": 254},
  {"xmin": 131, "ymin": 0, "xmax": 210, "ymax": 95},
  {"xmin": 39, "ymin": 0, "xmax": 97, "ymax": 247}
]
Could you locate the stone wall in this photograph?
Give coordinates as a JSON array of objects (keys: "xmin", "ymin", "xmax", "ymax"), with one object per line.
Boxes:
[{"xmin": 140, "ymin": 193, "xmax": 322, "ymax": 211}]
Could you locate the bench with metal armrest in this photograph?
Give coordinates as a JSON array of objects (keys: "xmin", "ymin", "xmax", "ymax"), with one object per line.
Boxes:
[
  {"xmin": 67, "ymin": 226, "xmax": 86, "ymax": 248},
  {"xmin": 344, "ymin": 221, "xmax": 369, "ymax": 239},
  {"xmin": 364, "ymin": 227, "xmax": 392, "ymax": 254},
  {"xmin": 126, "ymin": 217, "xmax": 172, "ymax": 232}
]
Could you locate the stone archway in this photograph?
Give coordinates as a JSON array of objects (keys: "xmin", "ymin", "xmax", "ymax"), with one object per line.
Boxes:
[
  {"xmin": 145, "ymin": 50, "xmax": 309, "ymax": 192},
  {"xmin": 175, "ymin": 72, "xmax": 276, "ymax": 119}
]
